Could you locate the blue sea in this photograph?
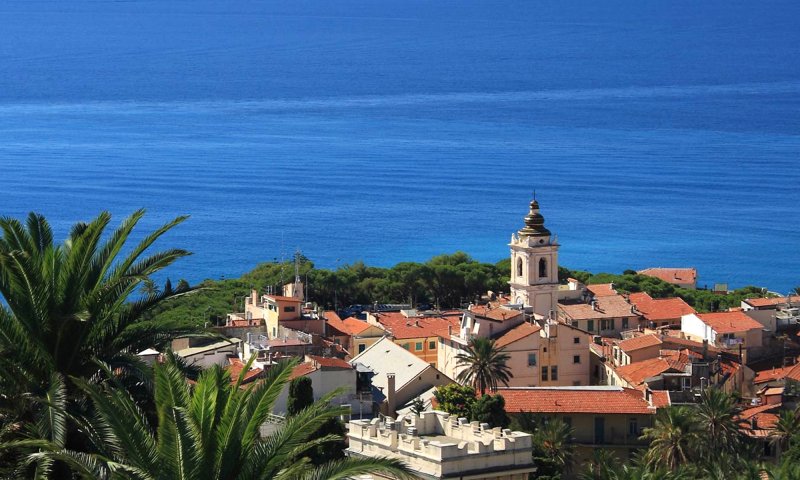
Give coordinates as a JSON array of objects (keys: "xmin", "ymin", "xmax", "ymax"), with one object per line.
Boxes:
[{"xmin": 1, "ymin": 1, "xmax": 799, "ymax": 292}]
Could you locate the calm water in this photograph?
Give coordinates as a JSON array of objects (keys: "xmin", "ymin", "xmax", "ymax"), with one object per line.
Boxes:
[{"xmin": 1, "ymin": 1, "xmax": 799, "ymax": 292}]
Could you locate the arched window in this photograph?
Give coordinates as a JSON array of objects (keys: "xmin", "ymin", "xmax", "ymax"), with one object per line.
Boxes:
[
  {"xmin": 516, "ymin": 258, "xmax": 523, "ymax": 278},
  {"xmin": 539, "ymin": 258, "xmax": 548, "ymax": 278}
]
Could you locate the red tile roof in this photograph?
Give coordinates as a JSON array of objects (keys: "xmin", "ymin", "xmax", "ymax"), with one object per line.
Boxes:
[
  {"xmin": 638, "ymin": 268, "xmax": 697, "ymax": 285},
  {"xmin": 628, "ymin": 292, "xmax": 695, "ymax": 322},
  {"xmin": 650, "ymin": 390, "xmax": 671, "ymax": 408},
  {"xmin": 618, "ymin": 334, "xmax": 663, "ymax": 353},
  {"xmin": 495, "ymin": 387, "xmax": 655, "ymax": 415},
  {"xmin": 659, "ymin": 335, "xmax": 720, "ymax": 355},
  {"xmin": 494, "ymin": 322, "xmax": 542, "ymax": 349},
  {"xmin": 225, "ymin": 358, "xmax": 263, "ymax": 385},
  {"xmin": 308, "ymin": 355, "xmax": 352, "ymax": 370},
  {"xmin": 737, "ymin": 403, "xmax": 781, "ymax": 437},
  {"xmin": 372, "ymin": 311, "xmax": 461, "ymax": 339},
  {"xmin": 587, "ymin": 283, "xmax": 617, "ymax": 297},
  {"xmin": 558, "ymin": 294, "xmax": 638, "ymax": 321},
  {"xmin": 289, "ymin": 362, "xmax": 318, "ymax": 380},
  {"xmin": 614, "ymin": 358, "xmax": 675, "ymax": 386},
  {"xmin": 469, "ymin": 304, "xmax": 523, "ymax": 322},
  {"xmin": 697, "ymin": 311, "xmax": 763, "ymax": 334},
  {"xmin": 754, "ymin": 366, "xmax": 795, "ymax": 384},
  {"xmin": 785, "ymin": 362, "xmax": 800, "ymax": 382},
  {"xmin": 326, "ymin": 315, "xmax": 379, "ymax": 337},
  {"xmin": 744, "ymin": 296, "xmax": 800, "ymax": 308}
]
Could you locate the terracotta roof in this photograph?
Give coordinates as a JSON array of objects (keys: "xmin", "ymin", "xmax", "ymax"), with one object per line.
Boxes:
[
  {"xmin": 785, "ymin": 362, "xmax": 800, "ymax": 382},
  {"xmin": 659, "ymin": 335, "xmax": 720, "ymax": 355},
  {"xmin": 618, "ymin": 334, "xmax": 663, "ymax": 353},
  {"xmin": 754, "ymin": 366, "xmax": 795, "ymax": 384},
  {"xmin": 289, "ymin": 362, "xmax": 318, "ymax": 380},
  {"xmin": 697, "ymin": 311, "xmax": 763, "ymax": 334},
  {"xmin": 615, "ymin": 358, "xmax": 675, "ymax": 386},
  {"xmin": 587, "ymin": 283, "xmax": 617, "ymax": 297},
  {"xmin": 495, "ymin": 387, "xmax": 655, "ymax": 415},
  {"xmin": 324, "ymin": 311, "xmax": 342, "ymax": 322},
  {"xmin": 372, "ymin": 311, "xmax": 461, "ymax": 339},
  {"xmin": 225, "ymin": 358, "xmax": 263, "ymax": 385},
  {"xmin": 637, "ymin": 268, "xmax": 697, "ymax": 285},
  {"xmin": 307, "ymin": 355, "xmax": 352, "ymax": 370},
  {"xmin": 650, "ymin": 390, "xmax": 671, "ymax": 408},
  {"xmin": 744, "ymin": 296, "xmax": 799, "ymax": 308},
  {"xmin": 494, "ymin": 322, "xmax": 542, "ymax": 349},
  {"xmin": 558, "ymin": 294, "xmax": 638, "ymax": 321},
  {"xmin": 469, "ymin": 304, "xmax": 524, "ymax": 322},
  {"xmin": 326, "ymin": 315, "xmax": 379, "ymax": 337},
  {"xmin": 738, "ymin": 403, "xmax": 781, "ymax": 438},
  {"xmin": 628, "ymin": 292, "xmax": 695, "ymax": 322}
]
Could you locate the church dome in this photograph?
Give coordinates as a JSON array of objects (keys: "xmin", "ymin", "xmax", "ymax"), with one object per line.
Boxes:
[{"xmin": 519, "ymin": 199, "xmax": 551, "ymax": 237}]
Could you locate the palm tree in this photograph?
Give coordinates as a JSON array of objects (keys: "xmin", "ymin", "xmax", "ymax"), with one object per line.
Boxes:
[
  {"xmin": 531, "ymin": 418, "xmax": 574, "ymax": 479},
  {"xmin": 31, "ymin": 357, "xmax": 415, "ymax": 480},
  {"xmin": 0, "ymin": 211, "xmax": 201, "ymax": 475},
  {"xmin": 695, "ymin": 388, "xmax": 740, "ymax": 455},
  {"xmin": 640, "ymin": 406, "xmax": 700, "ymax": 471},
  {"xmin": 771, "ymin": 408, "xmax": 800, "ymax": 455},
  {"xmin": 0, "ymin": 211, "xmax": 198, "ymax": 400},
  {"xmin": 455, "ymin": 337, "xmax": 512, "ymax": 394}
]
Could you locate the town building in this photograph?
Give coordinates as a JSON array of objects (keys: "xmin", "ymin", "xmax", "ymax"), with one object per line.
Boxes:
[
  {"xmin": 627, "ymin": 292, "xmax": 695, "ymax": 329},
  {"xmin": 558, "ymin": 293, "xmax": 641, "ymax": 337},
  {"xmin": 681, "ymin": 311, "xmax": 764, "ymax": 361},
  {"xmin": 438, "ymin": 305, "xmax": 591, "ymax": 388},
  {"xmin": 366, "ymin": 309, "xmax": 461, "ymax": 368},
  {"xmin": 637, "ymin": 267, "xmax": 697, "ymax": 289},
  {"xmin": 350, "ymin": 337, "xmax": 451, "ymax": 416},
  {"xmin": 741, "ymin": 295, "xmax": 800, "ymax": 333},
  {"xmin": 324, "ymin": 311, "xmax": 387, "ymax": 355},
  {"xmin": 495, "ymin": 386, "xmax": 657, "ymax": 463},
  {"xmin": 271, "ymin": 354, "xmax": 371, "ymax": 417},
  {"xmin": 173, "ymin": 337, "xmax": 241, "ymax": 369},
  {"xmin": 346, "ymin": 410, "xmax": 536, "ymax": 479}
]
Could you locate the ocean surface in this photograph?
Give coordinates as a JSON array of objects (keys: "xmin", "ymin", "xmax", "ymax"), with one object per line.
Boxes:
[{"xmin": 1, "ymin": 1, "xmax": 799, "ymax": 292}]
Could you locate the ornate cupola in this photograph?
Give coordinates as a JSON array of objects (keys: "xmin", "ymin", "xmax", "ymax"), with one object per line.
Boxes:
[
  {"xmin": 508, "ymin": 197, "xmax": 559, "ymax": 317},
  {"xmin": 518, "ymin": 199, "xmax": 551, "ymax": 237}
]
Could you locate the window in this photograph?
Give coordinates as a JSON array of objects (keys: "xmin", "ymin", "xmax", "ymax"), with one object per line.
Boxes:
[
  {"xmin": 587, "ymin": 320, "xmax": 594, "ymax": 332},
  {"xmin": 628, "ymin": 418, "xmax": 638, "ymax": 436},
  {"xmin": 284, "ymin": 306, "xmax": 296, "ymax": 313},
  {"xmin": 358, "ymin": 343, "xmax": 366, "ymax": 353},
  {"xmin": 403, "ymin": 343, "xmax": 410, "ymax": 350},
  {"xmin": 541, "ymin": 366, "xmax": 548, "ymax": 381},
  {"xmin": 622, "ymin": 318, "xmax": 629, "ymax": 329},
  {"xmin": 551, "ymin": 366, "xmax": 558, "ymax": 381},
  {"xmin": 415, "ymin": 342, "xmax": 423, "ymax": 351},
  {"xmin": 573, "ymin": 336, "xmax": 580, "ymax": 344},
  {"xmin": 573, "ymin": 355, "xmax": 581, "ymax": 364},
  {"xmin": 517, "ymin": 258, "xmax": 523, "ymax": 278},
  {"xmin": 571, "ymin": 320, "xmax": 578, "ymax": 328},
  {"xmin": 429, "ymin": 341, "xmax": 436, "ymax": 350},
  {"xmin": 528, "ymin": 353, "xmax": 537, "ymax": 366},
  {"xmin": 539, "ymin": 258, "xmax": 547, "ymax": 278},
  {"xmin": 543, "ymin": 347, "xmax": 547, "ymax": 353}
]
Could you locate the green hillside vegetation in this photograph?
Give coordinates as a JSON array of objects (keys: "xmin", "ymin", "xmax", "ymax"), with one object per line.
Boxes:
[{"xmin": 150, "ymin": 255, "xmax": 773, "ymax": 326}]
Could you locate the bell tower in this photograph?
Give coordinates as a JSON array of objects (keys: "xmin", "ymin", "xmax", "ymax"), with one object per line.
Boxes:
[{"xmin": 509, "ymin": 198, "xmax": 559, "ymax": 317}]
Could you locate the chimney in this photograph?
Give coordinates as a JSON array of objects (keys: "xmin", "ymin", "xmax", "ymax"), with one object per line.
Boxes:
[
  {"xmin": 386, "ymin": 373, "xmax": 397, "ymax": 416},
  {"xmin": 251, "ymin": 289, "xmax": 258, "ymax": 306},
  {"xmin": 702, "ymin": 339, "xmax": 709, "ymax": 360},
  {"xmin": 591, "ymin": 300, "xmax": 597, "ymax": 311}
]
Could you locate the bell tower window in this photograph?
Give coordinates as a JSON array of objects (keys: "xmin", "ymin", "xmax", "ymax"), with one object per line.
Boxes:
[
  {"xmin": 539, "ymin": 258, "xmax": 548, "ymax": 278},
  {"xmin": 517, "ymin": 258, "xmax": 523, "ymax": 278}
]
